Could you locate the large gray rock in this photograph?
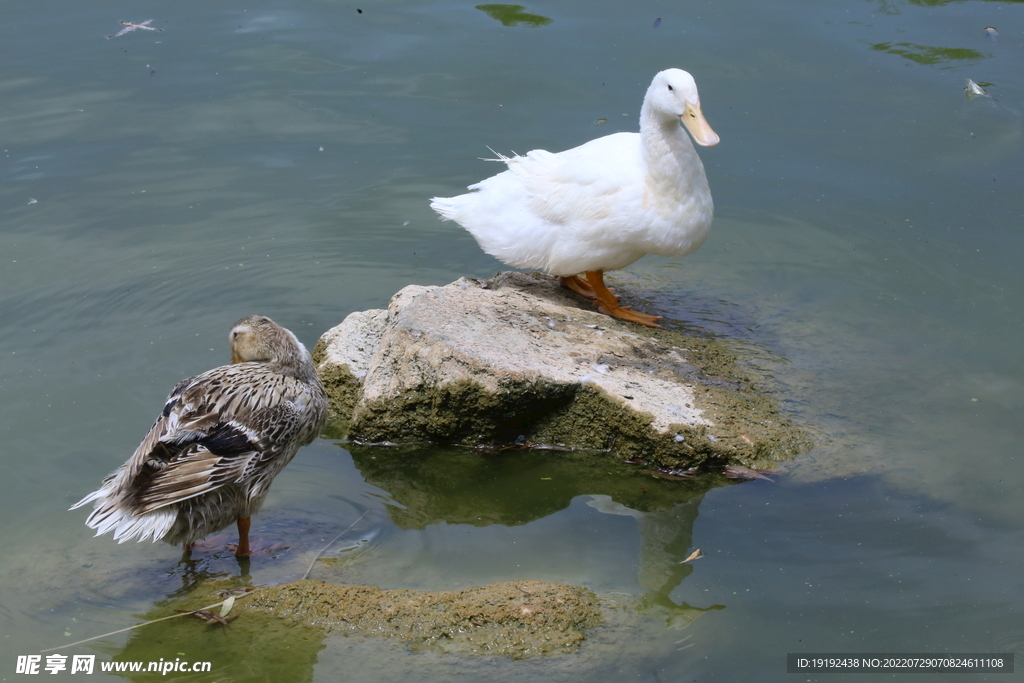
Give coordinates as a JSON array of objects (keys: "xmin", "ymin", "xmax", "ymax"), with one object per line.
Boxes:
[{"xmin": 313, "ymin": 272, "xmax": 808, "ymax": 467}]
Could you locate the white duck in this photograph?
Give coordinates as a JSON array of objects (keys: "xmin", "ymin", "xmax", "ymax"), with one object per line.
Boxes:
[
  {"xmin": 71, "ymin": 316, "xmax": 327, "ymax": 557},
  {"xmin": 431, "ymin": 68, "xmax": 719, "ymax": 327}
]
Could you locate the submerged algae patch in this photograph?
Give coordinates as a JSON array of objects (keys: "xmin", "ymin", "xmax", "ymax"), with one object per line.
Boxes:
[
  {"xmin": 101, "ymin": 579, "xmax": 327, "ymax": 681},
  {"xmin": 243, "ymin": 579, "xmax": 601, "ymax": 658}
]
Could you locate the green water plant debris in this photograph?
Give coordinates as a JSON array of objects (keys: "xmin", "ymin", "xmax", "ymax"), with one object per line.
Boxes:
[
  {"xmin": 475, "ymin": 4, "xmax": 553, "ymax": 27},
  {"xmin": 871, "ymin": 42, "xmax": 987, "ymax": 66},
  {"xmin": 908, "ymin": 0, "xmax": 1024, "ymax": 6},
  {"xmin": 244, "ymin": 578, "xmax": 601, "ymax": 658}
]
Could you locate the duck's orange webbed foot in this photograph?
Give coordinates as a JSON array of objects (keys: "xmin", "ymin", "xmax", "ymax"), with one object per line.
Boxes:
[
  {"xmin": 585, "ymin": 270, "xmax": 662, "ymax": 328},
  {"xmin": 226, "ymin": 541, "xmax": 288, "ymax": 557},
  {"xmin": 184, "ymin": 535, "xmax": 231, "ymax": 552},
  {"xmin": 595, "ymin": 302, "xmax": 662, "ymax": 327}
]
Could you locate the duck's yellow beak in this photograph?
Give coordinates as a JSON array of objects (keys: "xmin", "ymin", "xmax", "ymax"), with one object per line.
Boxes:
[{"xmin": 681, "ymin": 102, "xmax": 719, "ymax": 147}]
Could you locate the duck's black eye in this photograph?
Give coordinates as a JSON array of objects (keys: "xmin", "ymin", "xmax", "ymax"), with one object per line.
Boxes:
[{"xmin": 667, "ymin": 85, "xmax": 674, "ymax": 91}]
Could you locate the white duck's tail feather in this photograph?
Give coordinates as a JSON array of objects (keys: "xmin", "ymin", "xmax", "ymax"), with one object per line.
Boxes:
[{"xmin": 430, "ymin": 148, "xmax": 519, "ymax": 222}]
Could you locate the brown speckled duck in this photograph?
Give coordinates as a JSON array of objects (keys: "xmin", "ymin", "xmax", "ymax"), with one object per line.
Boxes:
[{"xmin": 71, "ymin": 316, "xmax": 327, "ymax": 557}]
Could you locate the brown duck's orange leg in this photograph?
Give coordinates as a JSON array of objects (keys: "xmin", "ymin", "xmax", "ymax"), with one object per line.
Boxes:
[
  {"xmin": 234, "ymin": 517, "xmax": 252, "ymax": 557},
  {"xmin": 226, "ymin": 518, "xmax": 288, "ymax": 556},
  {"xmin": 585, "ymin": 270, "xmax": 662, "ymax": 328}
]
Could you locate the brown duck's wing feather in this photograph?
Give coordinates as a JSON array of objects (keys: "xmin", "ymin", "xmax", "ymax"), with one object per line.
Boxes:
[
  {"xmin": 118, "ymin": 375, "xmax": 198, "ymax": 487},
  {"xmin": 117, "ymin": 364, "xmax": 304, "ymax": 513}
]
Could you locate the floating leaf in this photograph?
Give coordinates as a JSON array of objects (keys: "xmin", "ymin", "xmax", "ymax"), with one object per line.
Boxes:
[
  {"xmin": 964, "ymin": 78, "xmax": 990, "ymax": 99},
  {"xmin": 680, "ymin": 548, "xmax": 704, "ymax": 563},
  {"xmin": 220, "ymin": 595, "xmax": 236, "ymax": 617}
]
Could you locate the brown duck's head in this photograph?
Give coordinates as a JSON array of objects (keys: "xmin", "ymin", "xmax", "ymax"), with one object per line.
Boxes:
[{"xmin": 229, "ymin": 315, "xmax": 306, "ymax": 365}]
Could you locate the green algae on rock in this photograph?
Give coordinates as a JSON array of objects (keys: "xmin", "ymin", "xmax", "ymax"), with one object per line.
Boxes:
[
  {"xmin": 243, "ymin": 579, "xmax": 601, "ymax": 658},
  {"xmin": 314, "ymin": 272, "xmax": 810, "ymax": 469}
]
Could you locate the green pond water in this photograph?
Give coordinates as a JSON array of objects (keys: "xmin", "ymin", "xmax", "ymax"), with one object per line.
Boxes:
[{"xmin": 2, "ymin": 0, "xmax": 1023, "ymax": 680}]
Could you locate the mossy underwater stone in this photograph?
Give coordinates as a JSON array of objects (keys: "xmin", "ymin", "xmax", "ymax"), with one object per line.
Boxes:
[
  {"xmin": 244, "ymin": 578, "xmax": 601, "ymax": 658},
  {"xmin": 314, "ymin": 272, "xmax": 809, "ymax": 468}
]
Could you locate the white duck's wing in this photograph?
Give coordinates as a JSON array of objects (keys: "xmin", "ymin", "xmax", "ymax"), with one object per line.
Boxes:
[
  {"xmin": 114, "ymin": 364, "xmax": 303, "ymax": 514},
  {"xmin": 458, "ymin": 134, "xmax": 649, "ymax": 273},
  {"xmin": 501, "ymin": 133, "xmax": 644, "ymax": 225}
]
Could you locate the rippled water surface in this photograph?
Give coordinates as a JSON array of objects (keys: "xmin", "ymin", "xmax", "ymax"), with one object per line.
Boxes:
[{"xmin": 2, "ymin": 0, "xmax": 1023, "ymax": 680}]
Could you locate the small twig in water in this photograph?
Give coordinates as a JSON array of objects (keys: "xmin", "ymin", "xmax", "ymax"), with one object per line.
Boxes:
[{"xmin": 301, "ymin": 510, "xmax": 369, "ymax": 580}]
